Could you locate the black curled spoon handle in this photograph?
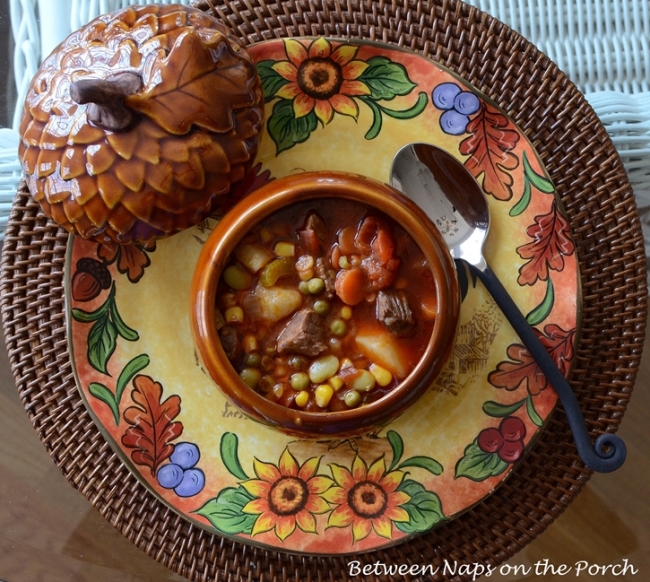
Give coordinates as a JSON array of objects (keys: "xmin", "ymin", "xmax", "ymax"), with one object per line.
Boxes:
[{"xmin": 475, "ymin": 263, "xmax": 626, "ymax": 473}]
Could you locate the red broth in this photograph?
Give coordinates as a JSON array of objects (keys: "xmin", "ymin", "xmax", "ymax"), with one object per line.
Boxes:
[{"xmin": 215, "ymin": 198, "xmax": 437, "ymax": 412}]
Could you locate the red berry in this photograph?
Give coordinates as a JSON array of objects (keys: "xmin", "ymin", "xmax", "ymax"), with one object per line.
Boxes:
[
  {"xmin": 498, "ymin": 439, "xmax": 524, "ymax": 463},
  {"xmin": 499, "ymin": 416, "xmax": 526, "ymax": 442},
  {"xmin": 477, "ymin": 427, "xmax": 504, "ymax": 453}
]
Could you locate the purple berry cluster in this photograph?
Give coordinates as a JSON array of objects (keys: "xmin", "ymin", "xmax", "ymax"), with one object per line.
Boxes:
[
  {"xmin": 156, "ymin": 442, "xmax": 205, "ymax": 497},
  {"xmin": 432, "ymin": 82, "xmax": 481, "ymax": 136},
  {"xmin": 477, "ymin": 416, "xmax": 527, "ymax": 463}
]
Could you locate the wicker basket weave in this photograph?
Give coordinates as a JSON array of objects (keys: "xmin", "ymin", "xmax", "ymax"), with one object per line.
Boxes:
[{"xmin": 1, "ymin": 1, "xmax": 647, "ymax": 581}]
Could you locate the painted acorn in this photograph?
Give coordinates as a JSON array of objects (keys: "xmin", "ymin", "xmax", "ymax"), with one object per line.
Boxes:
[
  {"xmin": 72, "ymin": 258, "xmax": 112, "ymax": 301},
  {"xmin": 19, "ymin": 4, "xmax": 263, "ymax": 244}
]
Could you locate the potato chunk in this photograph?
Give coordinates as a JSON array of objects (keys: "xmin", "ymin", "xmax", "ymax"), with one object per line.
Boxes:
[
  {"xmin": 355, "ymin": 325, "xmax": 408, "ymax": 380},
  {"xmin": 242, "ymin": 284, "xmax": 302, "ymax": 323}
]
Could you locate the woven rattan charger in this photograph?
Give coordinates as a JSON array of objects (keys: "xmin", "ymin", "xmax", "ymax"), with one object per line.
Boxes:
[{"xmin": 1, "ymin": 1, "xmax": 647, "ymax": 580}]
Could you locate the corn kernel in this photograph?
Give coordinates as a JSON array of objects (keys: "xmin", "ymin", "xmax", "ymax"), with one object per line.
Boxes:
[
  {"xmin": 340, "ymin": 306, "xmax": 352, "ymax": 320},
  {"xmin": 259, "ymin": 226, "xmax": 274, "ymax": 244},
  {"xmin": 274, "ymin": 241, "xmax": 295, "ymax": 256},
  {"xmin": 224, "ymin": 306, "xmax": 244, "ymax": 324},
  {"xmin": 296, "ymin": 255, "xmax": 315, "ymax": 281},
  {"xmin": 274, "ymin": 364, "xmax": 289, "ymax": 379},
  {"xmin": 242, "ymin": 334, "xmax": 258, "ymax": 353},
  {"xmin": 294, "ymin": 390, "xmax": 309, "ymax": 407},
  {"xmin": 329, "ymin": 375, "xmax": 344, "ymax": 391},
  {"xmin": 272, "ymin": 383, "xmax": 285, "ymax": 399},
  {"xmin": 340, "ymin": 358, "xmax": 354, "ymax": 370},
  {"xmin": 369, "ymin": 364, "xmax": 393, "ymax": 387},
  {"xmin": 315, "ymin": 384, "xmax": 334, "ymax": 408},
  {"xmin": 220, "ymin": 292, "xmax": 238, "ymax": 308}
]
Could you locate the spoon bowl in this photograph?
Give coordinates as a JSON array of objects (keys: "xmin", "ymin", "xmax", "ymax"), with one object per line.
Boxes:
[{"xmin": 390, "ymin": 143, "xmax": 626, "ymax": 473}]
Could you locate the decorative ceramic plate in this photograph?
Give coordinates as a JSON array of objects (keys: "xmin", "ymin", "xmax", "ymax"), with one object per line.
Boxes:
[{"xmin": 66, "ymin": 38, "xmax": 579, "ymax": 555}]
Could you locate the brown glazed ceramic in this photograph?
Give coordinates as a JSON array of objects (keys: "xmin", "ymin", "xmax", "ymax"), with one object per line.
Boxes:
[
  {"xmin": 190, "ymin": 171, "xmax": 460, "ymax": 438},
  {"xmin": 18, "ymin": 4, "xmax": 263, "ymax": 245}
]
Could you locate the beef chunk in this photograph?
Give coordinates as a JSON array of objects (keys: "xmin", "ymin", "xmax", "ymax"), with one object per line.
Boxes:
[
  {"xmin": 219, "ymin": 325, "xmax": 243, "ymax": 363},
  {"xmin": 376, "ymin": 290, "xmax": 416, "ymax": 336},
  {"xmin": 315, "ymin": 257, "xmax": 336, "ymax": 299},
  {"xmin": 277, "ymin": 308, "xmax": 328, "ymax": 357},
  {"xmin": 299, "ymin": 212, "xmax": 328, "ymax": 255}
]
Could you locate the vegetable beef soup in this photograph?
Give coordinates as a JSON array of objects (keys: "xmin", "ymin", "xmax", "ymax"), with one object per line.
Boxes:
[{"xmin": 215, "ymin": 198, "xmax": 438, "ymax": 412}]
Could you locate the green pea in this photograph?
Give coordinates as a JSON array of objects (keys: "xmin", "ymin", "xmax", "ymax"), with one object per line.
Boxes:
[
  {"xmin": 313, "ymin": 299, "xmax": 330, "ymax": 315},
  {"xmin": 329, "ymin": 318, "xmax": 347, "ymax": 337},
  {"xmin": 299, "ymin": 281, "xmax": 311, "ymax": 294},
  {"xmin": 240, "ymin": 368, "xmax": 261, "ymax": 388},
  {"xmin": 244, "ymin": 352, "xmax": 261, "ymax": 368},
  {"xmin": 328, "ymin": 337, "xmax": 342, "ymax": 352},
  {"xmin": 344, "ymin": 389, "xmax": 361, "ymax": 408},
  {"xmin": 288, "ymin": 356, "xmax": 308, "ymax": 370},
  {"xmin": 258, "ymin": 375, "xmax": 275, "ymax": 392},
  {"xmin": 261, "ymin": 355, "xmax": 276, "ymax": 372},
  {"xmin": 290, "ymin": 372, "xmax": 310, "ymax": 391},
  {"xmin": 307, "ymin": 277, "xmax": 325, "ymax": 294}
]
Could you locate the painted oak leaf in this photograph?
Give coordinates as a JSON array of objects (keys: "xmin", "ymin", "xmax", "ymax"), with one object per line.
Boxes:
[
  {"xmin": 121, "ymin": 374, "xmax": 183, "ymax": 475},
  {"xmin": 127, "ymin": 30, "xmax": 258, "ymax": 135},
  {"xmin": 488, "ymin": 324, "xmax": 576, "ymax": 396},
  {"xmin": 459, "ymin": 104, "xmax": 520, "ymax": 201},
  {"xmin": 98, "ymin": 240, "xmax": 156, "ymax": 284},
  {"xmin": 517, "ymin": 201, "xmax": 575, "ymax": 286}
]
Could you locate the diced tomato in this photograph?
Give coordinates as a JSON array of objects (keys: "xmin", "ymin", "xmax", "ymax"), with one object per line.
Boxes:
[
  {"xmin": 338, "ymin": 225, "xmax": 357, "ymax": 255},
  {"xmin": 371, "ymin": 227, "xmax": 396, "ymax": 265},
  {"xmin": 362, "ymin": 257, "xmax": 398, "ymax": 290},
  {"xmin": 355, "ymin": 216, "xmax": 379, "ymax": 254},
  {"xmin": 299, "ymin": 228, "xmax": 321, "ymax": 256}
]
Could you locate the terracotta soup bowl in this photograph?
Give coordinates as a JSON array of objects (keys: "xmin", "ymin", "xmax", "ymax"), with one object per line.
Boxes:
[{"xmin": 190, "ymin": 171, "xmax": 459, "ymax": 438}]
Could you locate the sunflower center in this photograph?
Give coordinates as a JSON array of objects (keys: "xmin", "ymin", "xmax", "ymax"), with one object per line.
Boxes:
[
  {"xmin": 268, "ymin": 476, "xmax": 309, "ymax": 516},
  {"xmin": 297, "ymin": 57, "xmax": 343, "ymax": 99},
  {"xmin": 348, "ymin": 480, "xmax": 388, "ymax": 519}
]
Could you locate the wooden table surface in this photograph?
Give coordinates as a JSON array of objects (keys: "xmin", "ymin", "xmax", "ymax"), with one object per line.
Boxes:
[{"xmin": 0, "ymin": 252, "xmax": 647, "ymax": 581}]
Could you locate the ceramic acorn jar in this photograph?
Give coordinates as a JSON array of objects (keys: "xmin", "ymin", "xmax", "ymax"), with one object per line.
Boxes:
[{"xmin": 18, "ymin": 4, "xmax": 264, "ymax": 244}]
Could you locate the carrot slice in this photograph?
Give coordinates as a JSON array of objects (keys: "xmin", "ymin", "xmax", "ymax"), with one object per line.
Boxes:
[{"xmin": 335, "ymin": 268, "xmax": 366, "ymax": 305}]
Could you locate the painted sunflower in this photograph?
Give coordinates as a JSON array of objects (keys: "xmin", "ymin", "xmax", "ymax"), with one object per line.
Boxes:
[
  {"xmin": 241, "ymin": 448, "xmax": 334, "ymax": 541},
  {"xmin": 272, "ymin": 37, "xmax": 371, "ymax": 125},
  {"xmin": 324, "ymin": 455, "xmax": 411, "ymax": 542}
]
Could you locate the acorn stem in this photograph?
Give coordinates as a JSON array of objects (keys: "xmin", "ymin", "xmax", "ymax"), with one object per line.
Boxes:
[{"xmin": 70, "ymin": 72, "xmax": 143, "ymax": 131}]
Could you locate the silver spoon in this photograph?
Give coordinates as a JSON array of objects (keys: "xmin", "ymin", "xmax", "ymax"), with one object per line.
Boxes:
[{"xmin": 390, "ymin": 143, "xmax": 626, "ymax": 473}]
